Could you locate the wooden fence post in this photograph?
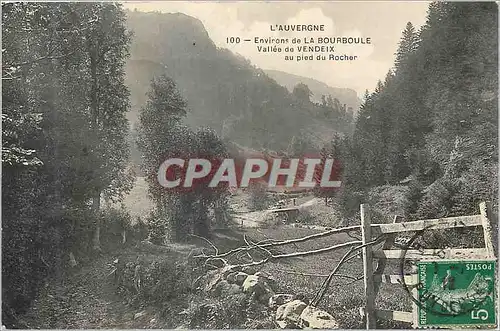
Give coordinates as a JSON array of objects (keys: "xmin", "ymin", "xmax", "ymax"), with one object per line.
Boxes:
[
  {"xmin": 361, "ymin": 204, "xmax": 376, "ymax": 329},
  {"xmin": 479, "ymin": 201, "xmax": 495, "ymax": 258}
]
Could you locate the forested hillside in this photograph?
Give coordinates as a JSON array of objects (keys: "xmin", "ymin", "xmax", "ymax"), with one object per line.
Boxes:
[
  {"xmin": 125, "ymin": 10, "xmax": 355, "ymax": 153},
  {"xmin": 332, "ymin": 2, "xmax": 498, "ymax": 221},
  {"xmin": 265, "ymin": 69, "xmax": 361, "ymax": 116}
]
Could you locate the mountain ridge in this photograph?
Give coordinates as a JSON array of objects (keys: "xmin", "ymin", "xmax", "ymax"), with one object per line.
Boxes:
[
  {"xmin": 125, "ymin": 10, "xmax": 354, "ymax": 154},
  {"xmin": 265, "ymin": 69, "xmax": 361, "ymax": 114}
]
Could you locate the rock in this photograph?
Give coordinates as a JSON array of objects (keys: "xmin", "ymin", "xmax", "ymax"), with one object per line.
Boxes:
[
  {"xmin": 242, "ymin": 274, "xmax": 274, "ymax": 304},
  {"xmin": 254, "ymin": 271, "xmax": 278, "ymax": 291},
  {"xmin": 226, "ymin": 272, "xmax": 238, "ymax": 284},
  {"xmin": 235, "ymin": 272, "xmax": 248, "ymax": 285},
  {"xmin": 214, "ymin": 279, "xmax": 242, "ymax": 296},
  {"xmin": 294, "ymin": 293, "xmax": 310, "ymax": 305},
  {"xmin": 275, "ymin": 300, "xmax": 307, "ymax": 329},
  {"xmin": 204, "ymin": 265, "xmax": 239, "ymax": 292},
  {"xmin": 242, "ymin": 265, "xmax": 257, "ymax": 275},
  {"xmin": 228, "ymin": 283, "xmax": 241, "ymax": 295},
  {"xmin": 299, "ymin": 305, "xmax": 339, "ymax": 329},
  {"xmin": 242, "ymin": 275, "xmax": 260, "ymax": 293},
  {"xmin": 226, "ymin": 271, "xmax": 248, "ymax": 285},
  {"xmin": 269, "ymin": 294, "xmax": 294, "ymax": 310}
]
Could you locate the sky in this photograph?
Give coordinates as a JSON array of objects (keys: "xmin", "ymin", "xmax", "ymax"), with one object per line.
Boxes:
[{"xmin": 124, "ymin": 1, "xmax": 431, "ymax": 97}]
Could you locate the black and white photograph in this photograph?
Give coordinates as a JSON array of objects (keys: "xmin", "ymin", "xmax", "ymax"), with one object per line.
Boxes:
[{"xmin": 2, "ymin": 1, "xmax": 498, "ymax": 329}]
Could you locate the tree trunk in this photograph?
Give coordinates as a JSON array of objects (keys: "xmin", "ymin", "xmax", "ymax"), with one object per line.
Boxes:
[{"xmin": 92, "ymin": 190, "xmax": 102, "ymax": 252}]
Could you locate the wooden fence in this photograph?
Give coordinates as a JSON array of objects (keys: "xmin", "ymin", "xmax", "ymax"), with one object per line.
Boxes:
[{"xmin": 359, "ymin": 201, "xmax": 496, "ymax": 329}]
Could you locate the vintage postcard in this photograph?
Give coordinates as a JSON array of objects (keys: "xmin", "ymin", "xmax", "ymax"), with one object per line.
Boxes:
[{"xmin": 2, "ymin": 1, "xmax": 498, "ymax": 329}]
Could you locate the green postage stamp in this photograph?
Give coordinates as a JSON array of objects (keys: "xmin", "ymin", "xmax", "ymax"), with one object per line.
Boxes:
[{"xmin": 417, "ymin": 260, "xmax": 497, "ymax": 328}]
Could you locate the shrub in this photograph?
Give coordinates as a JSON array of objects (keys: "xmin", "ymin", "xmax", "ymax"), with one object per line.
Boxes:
[
  {"xmin": 367, "ymin": 185, "xmax": 409, "ymax": 223},
  {"xmin": 100, "ymin": 207, "xmax": 132, "ymax": 250},
  {"xmin": 414, "ymin": 178, "xmax": 457, "ymax": 220},
  {"xmin": 145, "ymin": 209, "xmax": 169, "ymax": 245},
  {"xmin": 296, "ymin": 208, "xmax": 315, "ymax": 224},
  {"xmin": 337, "ymin": 188, "xmax": 365, "ymax": 218},
  {"xmin": 260, "ymin": 213, "xmax": 284, "ymax": 229},
  {"xmin": 130, "ymin": 217, "xmax": 149, "ymax": 242},
  {"xmin": 450, "ymin": 160, "xmax": 498, "ymax": 216},
  {"xmin": 402, "ymin": 177, "xmax": 424, "ymax": 220}
]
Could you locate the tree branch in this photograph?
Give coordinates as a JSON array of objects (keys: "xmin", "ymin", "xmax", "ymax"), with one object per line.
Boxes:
[
  {"xmin": 272, "ymin": 268, "xmax": 362, "ymax": 280},
  {"xmin": 188, "ymin": 233, "xmax": 218, "ymax": 255},
  {"xmin": 226, "ymin": 240, "xmax": 362, "ymax": 269},
  {"xmin": 194, "ymin": 224, "xmax": 362, "ymax": 259},
  {"xmin": 311, "ymin": 236, "xmax": 386, "ymax": 307}
]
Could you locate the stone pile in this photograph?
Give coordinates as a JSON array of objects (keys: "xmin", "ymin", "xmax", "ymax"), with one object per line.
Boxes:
[{"xmin": 201, "ymin": 265, "xmax": 339, "ymax": 329}]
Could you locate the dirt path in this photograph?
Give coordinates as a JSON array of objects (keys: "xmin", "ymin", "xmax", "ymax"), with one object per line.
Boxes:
[
  {"xmin": 297, "ymin": 197, "xmax": 321, "ymax": 209},
  {"xmin": 232, "ymin": 210, "xmax": 272, "ymax": 227},
  {"xmin": 231, "ymin": 197, "xmax": 321, "ymax": 228},
  {"xmin": 20, "ymin": 253, "xmax": 159, "ymax": 329}
]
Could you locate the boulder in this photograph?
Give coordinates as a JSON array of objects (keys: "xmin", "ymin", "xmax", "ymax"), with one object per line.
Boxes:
[
  {"xmin": 228, "ymin": 283, "xmax": 241, "ymax": 295},
  {"xmin": 242, "ymin": 265, "xmax": 257, "ymax": 275},
  {"xmin": 226, "ymin": 271, "xmax": 248, "ymax": 285},
  {"xmin": 242, "ymin": 274, "xmax": 274, "ymax": 304},
  {"xmin": 299, "ymin": 305, "xmax": 339, "ymax": 329},
  {"xmin": 235, "ymin": 272, "xmax": 248, "ymax": 285},
  {"xmin": 254, "ymin": 271, "xmax": 278, "ymax": 291},
  {"xmin": 275, "ymin": 300, "xmax": 307, "ymax": 329},
  {"xmin": 268, "ymin": 294, "xmax": 295, "ymax": 310},
  {"xmin": 213, "ymin": 279, "xmax": 243, "ymax": 296},
  {"xmin": 226, "ymin": 272, "xmax": 238, "ymax": 284},
  {"xmin": 204, "ymin": 265, "xmax": 240, "ymax": 292},
  {"xmin": 242, "ymin": 274, "xmax": 259, "ymax": 293}
]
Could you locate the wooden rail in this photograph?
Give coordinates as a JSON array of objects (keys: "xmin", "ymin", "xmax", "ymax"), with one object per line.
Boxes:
[
  {"xmin": 372, "ymin": 247, "xmax": 488, "ymax": 260},
  {"xmin": 371, "ymin": 215, "xmax": 481, "ymax": 233},
  {"xmin": 360, "ymin": 201, "xmax": 495, "ymax": 329},
  {"xmin": 360, "ymin": 307, "xmax": 414, "ymax": 323}
]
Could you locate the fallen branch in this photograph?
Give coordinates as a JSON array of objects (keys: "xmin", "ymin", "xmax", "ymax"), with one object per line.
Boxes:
[
  {"xmin": 194, "ymin": 225, "xmax": 362, "ymax": 260},
  {"xmin": 269, "ymin": 241, "xmax": 361, "ymax": 259},
  {"xmin": 247, "ymin": 236, "xmax": 274, "ymax": 257},
  {"xmin": 231, "ymin": 240, "xmax": 362, "ymax": 269},
  {"xmin": 311, "ymin": 235, "xmax": 386, "ymax": 307},
  {"xmin": 311, "ymin": 247, "xmax": 356, "ymax": 307},
  {"xmin": 188, "ymin": 234, "xmax": 219, "ymax": 255}
]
